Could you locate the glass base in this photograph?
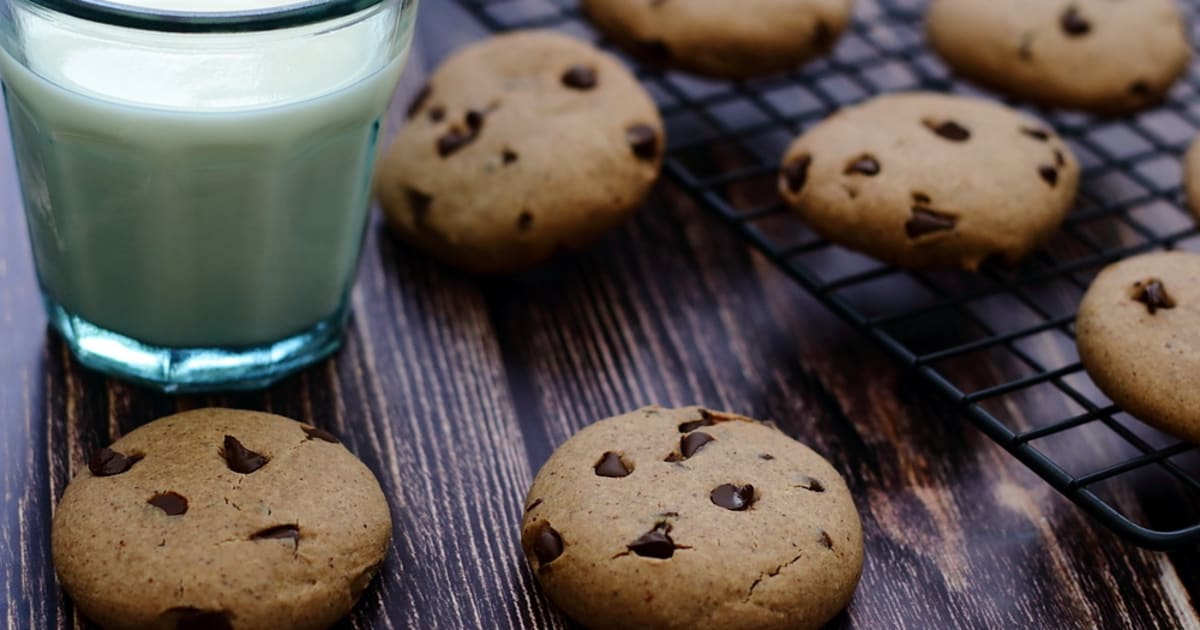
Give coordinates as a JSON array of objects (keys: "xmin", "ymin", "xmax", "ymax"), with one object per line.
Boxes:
[{"xmin": 44, "ymin": 297, "xmax": 347, "ymax": 393}]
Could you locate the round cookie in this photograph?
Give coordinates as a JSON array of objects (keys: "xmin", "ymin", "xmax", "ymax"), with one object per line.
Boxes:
[
  {"xmin": 521, "ymin": 406, "xmax": 863, "ymax": 630},
  {"xmin": 52, "ymin": 409, "xmax": 392, "ymax": 630},
  {"xmin": 580, "ymin": 0, "xmax": 854, "ymax": 79},
  {"xmin": 926, "ymin": 0, "xmax": 1191, "ymax": 114},
  {"xmin": 375, "ymin": 30, "xmax": 664, "ymax": 274},
  {"xmin": 1077, "ymin": 252, "xmax": 1200, "ymax": 444},
  {"xmin": 778, "ymin": 92, "xmax": 1080, "ymax": 270}
]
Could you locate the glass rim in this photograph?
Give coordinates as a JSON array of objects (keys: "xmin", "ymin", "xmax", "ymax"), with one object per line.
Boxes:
[{"xmin": 22, "ymin": 0, "xmax": 401, "ymax": 33}]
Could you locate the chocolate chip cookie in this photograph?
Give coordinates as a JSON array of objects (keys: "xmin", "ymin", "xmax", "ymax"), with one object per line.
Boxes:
[
  {"xmin": 926, "ymin": 0, "xmax": 1191, "ymax": 114},
  {"xmin": 778, "ymin": 92, "xmax": 1079, "ymax": 270},
  {"xmin": 1077, "ymin": 252, "xmax": 1200, "ymax": 444},
  {"xmin": 52, "ymin": 409, "xmax": 392, "ymax": 630},
  {"xmin": 376, "ymin": 30, "xmax": 664, "ymax": 274},
  {"xmin": 580, "ymin": 0, "xmax": 854, "ymax": 79},
  {"xmin": 521, "ymin": 406, "xmax": 863, "ymax": 630}
]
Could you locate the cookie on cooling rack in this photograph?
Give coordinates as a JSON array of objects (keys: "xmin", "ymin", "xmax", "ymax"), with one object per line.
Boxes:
[
  {"xmin": 1077, "ymin": 251, "xmax": 1200, "ymax": 444},
  {"xmin": 926, "ymin": 0, "xmax": 1190, "ymax": 114},
  {"xmin": 579, "ymin": 0, "xmax": 854, "ymax": 79},
  {"xmin": 521, "ymin": 406, "xmax": 864, "ymax": 630},
  {"xmin": 52, "ymin": 409, "xmax": 391, "ymax": 630},
  {"xmin": 375, "ymin": 30, "xmax": 664, "ymax": 274},
  {"xmin": 778, "ymin": 92, "xmax": 1079, "ymax": 270}
]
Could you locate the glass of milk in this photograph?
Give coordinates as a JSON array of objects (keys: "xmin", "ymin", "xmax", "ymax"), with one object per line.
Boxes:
[{"xmin": 0, "ymin": 0, "xmax": 417, "ymax": 391}]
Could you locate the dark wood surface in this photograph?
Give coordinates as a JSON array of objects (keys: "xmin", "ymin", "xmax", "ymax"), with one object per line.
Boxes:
[{"xmin": 5, "ymin": 3, "xmax": 1200, "ymax": 629}]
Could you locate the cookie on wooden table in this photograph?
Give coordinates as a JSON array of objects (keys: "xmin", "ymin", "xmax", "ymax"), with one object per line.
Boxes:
[
  {"xmin": 521, "ymin": 406, "xmax": 863, "ymax": 630},
  {"xmin": 52, "ymin": 408, "xmax": 391, "ymax": 630},
  {"xmin": 580, "ymin": 0, "xmax": 854, "ymax": 79},
  {"xmin": 926, "ymin": 0, "xmax": 1191, "ymax": 114},
  {"xmin": 778, "ymin": 92, "xmax": 1079, "ymax": 270},
  {"xmin": 376, "ymin": 30, "xmax": 664, "ymax": 274},
  {"xmin": 1077, "ymin": 252, "xmax": 1200, "ymax": 444}
]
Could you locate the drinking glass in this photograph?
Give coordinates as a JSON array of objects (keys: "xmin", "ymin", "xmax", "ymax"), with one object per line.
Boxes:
[{"xmin": 0, "ymin": 0, "xmax": 418, "ymax": 391}]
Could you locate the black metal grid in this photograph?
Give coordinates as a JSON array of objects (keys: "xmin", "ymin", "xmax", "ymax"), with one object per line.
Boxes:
[{"xmin": 454, "ymin": 0, "xmax": 1200, "ymax": 550}]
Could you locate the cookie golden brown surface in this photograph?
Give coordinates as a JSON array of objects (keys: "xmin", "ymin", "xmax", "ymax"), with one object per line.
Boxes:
[
  {"xmin": 522, "ymin": 406, "xmax": 863, "ymax": 630},
  {"xmin": 52, "ymin": 409, "xmax": 392, "ymax": 630},
  {"xmin": 926, "ymin": 0, "xmax": 1190, "ymax": 114},
  {"xmin": 580, "ymin": 0, "xmax": 854, "ymax": 79},
  {"xmin": 1077, "ymin": 252, "xmax": 1200, "ymax": 445},
  {"xmin": 376, "ymin": 30, "xmax": 664, "ymax": 274},
  {"xmin": 779, "ymin": 92, "xmax": 1079, "ymax": 271}
]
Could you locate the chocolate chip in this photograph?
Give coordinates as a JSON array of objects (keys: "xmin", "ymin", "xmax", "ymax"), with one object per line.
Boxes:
[
  {"xmin": 845, "ymin": 155, "xmax": 881, "ymax": 176},
  {"xmin": 252, "ymin": 524, "xmax": 300, "ymax": 547},
  {"xmin": 429, "ymin": 106, "xmax": 446, "ymax": 123},
  {"xmin": 517, "ymin": 211, "xmax": 534, "ymax": 231},
  {"xmin": 221, "ymin": 435, "xmax": 269, "ymax": 474},
  {"xmin": 406, "ymin": 84, "xmax": 431, "ymax": 119},
  {"xmin": 819, "ymin": 530, "xmax": 834, "ymax": 550},
  {"xmin": 781, "ymin": 155, "xmax": 812, "ymax": 194},
  {"xmin": 795, "ymin": 475, "xmax": 825, "ymax": 492},
  {"xmin": 1054, "ymin": 150, "xmax": 1066, "ymax": 167},
  {"xmin": 562, "ymin": 65, "xmax": 597, "ymax": 90},
  {"xmin": 148, "ymin": 492, "xmax": 188, "ymax": 516},
  {"xmin": 906, "ymin": 206, "xmax": 958, "ymax": 239},
  {"xmin": 302, "ymin": 425, "xmax": 338, "ymax": 444},
  {"xmin": 681, "ymin": 432, "xmax": 715, "ymax": 459},
  {"xmin": 759, "ymin": 454, "xmax": 775, "ymax": 461},
  {"xmin": 594, "ymin": 451, "xmax": 632, "ymax": 478},
  {"xmin": 88, "ymin": 447, "xmax": 142, "ymax": 477},
  {"xmin": 924, "ymin": 120, "xmax": 970, "ymax": 141},
  {"xmin": 434, "ymin": 109, "xmax": 490, "ymax": 157},
  {"xmin": 1133, "ymin": 279, "xmax": 1176, "ymax": 314},
  {"xmin": 525, "ymin": 498, "xmax": 543, "ymax": 513},
  {"xmin": 627, "ymin": 124, "xmax": 659, "ymax": 160},
  {"xmin": 678, "ymin": 411, "xmax": 716, "ymax": 433},
  {"xmin": 1039, "ymin": 165, "xmax": 1059, "ymax": 187},
  {"xmin": 465, "ymin": 109, "xmax": 487, "ymax": 131},
  {"xmin": 1060, "ymin": 6, "xmax": 1090, "ymax": 37},
  {"xmin": 502, "ymin": 149, "xmax": 519, "ymax": 165},
  {"xmin": 1021, "ymin": 127, "xmax": 1051, "ymax": 142},
  {"xmin": 912, "ymin": 191, "xmax": 932, "ymax": 205},
  {"xmin": 628, "ymin": 523, "xmax": 676, "ymax": 559},
  {"xmin": 1130, "ymin": 80, "xmax": 1152, "ymax": 97},
  {"xmin": 710, "ymin": 484, "xmax": 755, "ymax": 511},
  {"xmin": 167, "ymin": 608, "xmax": 233, "ymax": 630},
  {"xmin": 437, "ymin": 128, "xmax": 476, "ymax": 157},
  {"xmin": 533, "ymin": 525, "xmax": 564, "ymax": 565}
]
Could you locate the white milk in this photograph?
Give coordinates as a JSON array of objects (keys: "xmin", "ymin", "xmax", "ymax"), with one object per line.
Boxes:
[{"xmin": 0, "ymin": 1, "xmax": 412, "ymax": 347}]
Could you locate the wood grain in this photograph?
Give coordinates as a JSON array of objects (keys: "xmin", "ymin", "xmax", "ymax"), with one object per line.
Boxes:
[{"xmin": 3, "ymin": 3, "xmax": 1200, "ymax": 629}]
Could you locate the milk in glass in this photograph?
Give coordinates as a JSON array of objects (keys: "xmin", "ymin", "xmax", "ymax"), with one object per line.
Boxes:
[{"xmin": 0, "ymin": 0, "xmax": 414, "ymax": 387}]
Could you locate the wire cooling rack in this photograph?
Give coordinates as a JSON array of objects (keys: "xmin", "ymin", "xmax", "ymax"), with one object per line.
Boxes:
[{"xmin": 453, "ymin": 0, "xmax": 1200, "ymax": 550}]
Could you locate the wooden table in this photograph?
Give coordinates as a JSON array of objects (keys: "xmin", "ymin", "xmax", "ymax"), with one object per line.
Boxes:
[{"xmin": 4, "ymin": 3, "xmax": 1200, "ymax": 629}]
